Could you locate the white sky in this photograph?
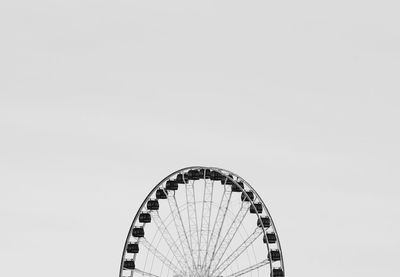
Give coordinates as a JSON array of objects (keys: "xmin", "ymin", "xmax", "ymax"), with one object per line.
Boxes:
[{"xmin": 0, "ymin": 1, "xmax": 399, "ymax": 276}]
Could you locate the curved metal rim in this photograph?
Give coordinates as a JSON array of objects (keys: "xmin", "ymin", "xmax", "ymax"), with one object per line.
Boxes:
[{"xmin": 119, "ymin": 166, "xmax": 285, "ymax": 277}]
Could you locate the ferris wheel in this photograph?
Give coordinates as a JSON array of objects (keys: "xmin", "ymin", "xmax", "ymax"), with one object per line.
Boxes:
[{"xmin": 119, "ymin": 166, "xmax": 285, "ymax": 277}]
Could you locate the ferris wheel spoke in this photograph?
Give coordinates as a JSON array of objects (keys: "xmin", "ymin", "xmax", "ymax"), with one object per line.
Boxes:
[
  {"xmin": 167, "ymin": 193, "xmax": 197, "ymax": 274},
  {"xmin": 198, "ymin": 180, "xmax": 214, "ymax": 268},
  {"xmin": 209, "ymin": 202, "xmax": 250, "ymax": 273},
  {"xmin": 151, "ymin": 212, "xmax": 189, "ymax": 273},
  {"xmin": 212, "ymin": 228, "xmax": 263, "ymax": 276},
  {"xmin": 185, "ymin": 180, "xmax": 200, "ymax": 265},
  {"xmin": 133, "ymin": 268, "xmax": 161, "ymax": 277},
  {"xmin": 223, "ymin": 259, "xmax": 270, "ymax": 277},
  {"xmin": 140, "ymin": 238, "xmax": 184, "ymax": 275},
  {"xmin": 202, "ymin": 182, "xmax": 232, "ymax": 273}
]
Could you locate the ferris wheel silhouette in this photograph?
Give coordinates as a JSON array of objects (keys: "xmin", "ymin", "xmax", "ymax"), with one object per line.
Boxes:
[{"xmin": 119, "ymin": 166, "xmax": 285, "ymax": 277}]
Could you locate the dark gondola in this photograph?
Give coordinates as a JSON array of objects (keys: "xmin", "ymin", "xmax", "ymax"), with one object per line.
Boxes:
[
  {"xmin": 132, "ymin": 227, "xmax": 144, "ymax": 238},
  {"xmin": 250, "ymin": 203, "xmax": 263, "ymax": 213},
  {"xmin": 166, "ymin": 180, "xmax": 178, "ymax": 190},
  {"xmin": 263, "ymin": 232, "xmax": 277, "ymax": 244},
  {"xmin": 123, "ymin": 260, "xmax": 135, "ymax": 270},
  {"xmin": 225, "ymin": 175, "xmax": 235, "ymax": 185},
  {"xmin": 272, "ymin": 268, "xmax": 284, "ymax": 277},
  {"xmin": 231, "ymin": 181, "xmax": 244, "ymax": 192},
  {"xmin": 199, "ymin": 168, "xmax": 211, "ymax": 179},
  {"xmin": 147, "ymin": 200, "xmax": 159, "ymax": 210},
  {"xmin": 187, "ymin": 169, "xmax": 201, "ymax": 180},
  {"xmin": 155, "ymin": 188, "xmax": 168, "ymax": 199},
  {"xmin": 139, "ymin": 213, "xmax": 151, "ymax": 223},
  {"xmin": 241, "ymin": 191, "xmax": 255, "ymax": 201},
  {"xmin": 257, "ymin": 216, "xmax": 271, "ymax": 228},
  {"xmin": 126, "ymin": 243, "xmax": 139, "ymax": 254},
  {"xmin": 175, "ymin": 173, "xmax": 188, "ymax": 184},
  {"xmin": 269, "ymin": 250, "xmax": 281, "ymax": 261},
  {"xmin": 210, "ymin": 170, "xmax": 223, "ymax": 181}
]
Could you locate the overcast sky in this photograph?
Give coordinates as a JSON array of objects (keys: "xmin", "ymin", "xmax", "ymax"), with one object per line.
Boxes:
[{"xmin": 0, "ymin": 1, "xmax": 399, "ymax": 276}]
